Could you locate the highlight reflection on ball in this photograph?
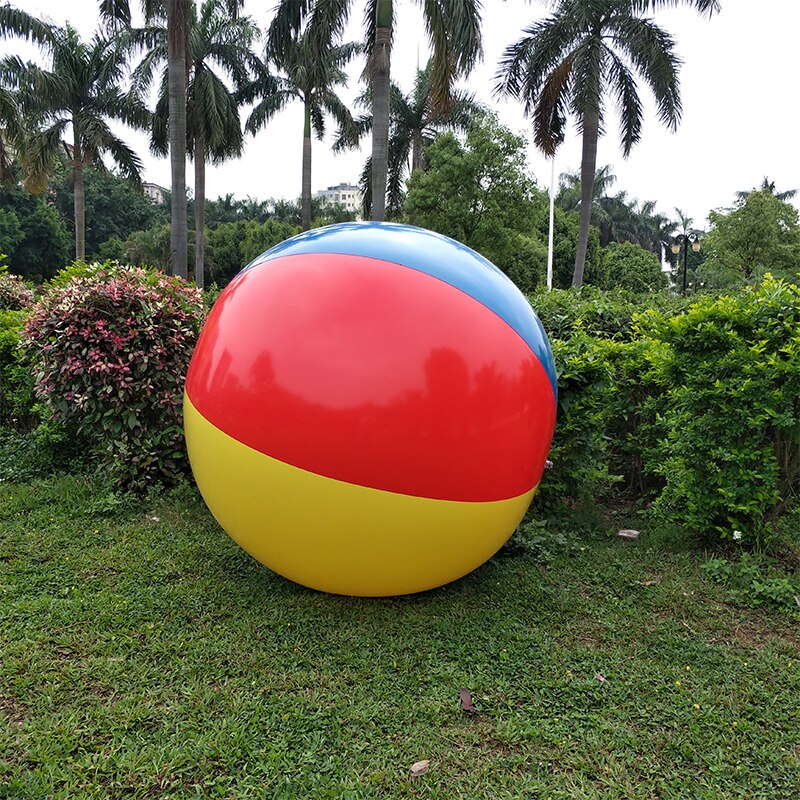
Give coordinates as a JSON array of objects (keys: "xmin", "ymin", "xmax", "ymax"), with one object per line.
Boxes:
[{"xmin": 184, "ymin": 222, "xmax": 557, "ymax": 596}]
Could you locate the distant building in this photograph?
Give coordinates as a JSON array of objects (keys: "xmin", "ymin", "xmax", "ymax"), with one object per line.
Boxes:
[
  {"xmin": 143, "ymin": 182, "xmax": 168, "ymax": 204},
  {"xmin": 315, "ymin": 182, "xmax": 362, "ymax": 214}
]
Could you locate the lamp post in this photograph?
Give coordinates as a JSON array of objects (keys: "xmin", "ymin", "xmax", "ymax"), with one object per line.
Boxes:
[{"xmin": 671, "ymin": 232, "xmax": 702, "ymax": 295}]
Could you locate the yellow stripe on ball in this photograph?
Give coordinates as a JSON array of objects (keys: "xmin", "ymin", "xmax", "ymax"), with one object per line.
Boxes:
[{"xmin": 185, "ymin": 394, "xmax": 537, "ymax": 596}]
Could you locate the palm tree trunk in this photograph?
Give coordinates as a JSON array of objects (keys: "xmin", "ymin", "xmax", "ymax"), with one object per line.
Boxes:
[
  {"xmin": 194, "ymin": 128, "xmax": 205, "ymax": 289},
  {"xmin": 370, "ymin": 0, "xmax": 392, "ymax": 222},
  {"xmin": 572, "ymin": 108, "xmax": 600, "ymax": 288},
  {"xmin": 411, "ymin": 131, "xmax": 424, "ymax": 173},
  {"xmin": 301, "ymin": 98, "xmax": 312, "ymax": 231},
  {"xmin": 167, "ymin": 0, "xmax": 188, "ymax": 279},
  {"xmin": 72, "ymin": 128, "xmax": 85, "ymax": 261}
]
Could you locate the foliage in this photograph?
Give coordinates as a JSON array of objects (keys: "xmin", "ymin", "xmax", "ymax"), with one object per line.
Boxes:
[
  {"xmin": 270, "ymin": 0, "xmax": 482, "ymax": 223},
  {"xmin": 404, "ymin": 114, "xmax": 549, "ymax": 291},
  {"xmin": 200, "ymin": 194, "xmax": 351, "ymax": 229},
  {"xmin": 703, "ymin": 553, "xmax": 800, "ymax": 613},
  {"xmin": 22, "ymin": 263, "xmax": 205, "ymax": 487},
  {"xmin": 645, "ymin": 276, "xmax": 800, "ymax": 542},
  {"xmin": 0, "ymin": 420, "xmax": 84, "ymax": 481},
  {"xmin": 0, "ymin": 307, "xmax": 35, "ymax": 428},
  {"xmin": 542, "ymin": 206, "xmax": 603, "ymax": 290},
  {"xmin": 700, "ymin": 190, "xmax": 800, "ymax": 287},
  {"xmin": 205, "ymin": 219, "xmax": 300, "ymax": 286},
  {"xmin": 601, "ymin": 241, "xmax": 669, "ymax": 292},
  {"xmin": 533, "ymin": 279, "xmax": 800, "ymax": 543},
  {"xmin": 336, "ymin": 61, "xmax": 484, "ymax": 219},
  {"xmin": 98, "ymin": 224, "xmax": 195, "ymax": 276},
  {"xmin": 0, "ymin": 183, "xmax": 71, "ymax": 282},
  {"xmin": 0, "ymin": 22, "xmax": 150, "ymax": 260},
  {"xmin": 0, "ymin": 258, "xmax": 34, "ymax": 309},
  {"xmin": 537, "ymin": 330, "xmax": 621, "ymax": 504},
  {"xmin": 51, "ymin": 164, "xmax": 167, "ymax": 258},
  {"xmin": 558, "ymin": 168, "xmax": 677, "ymax": 258},
  {"xmin": 494, "ymin": 0, "xmax": 717, "ymax": 286},
  {"xmin": 242, "ymin": 14, "xmax": 358, "ymax": 231},
  {"xmin": 531, "ymin": 285, "xmax": 686, "ymax": 341}
]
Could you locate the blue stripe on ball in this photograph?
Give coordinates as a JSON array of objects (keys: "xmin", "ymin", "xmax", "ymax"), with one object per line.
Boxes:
[{"xmin": 245, "ymin": 222, "xmax": 558, "ymax": 398}]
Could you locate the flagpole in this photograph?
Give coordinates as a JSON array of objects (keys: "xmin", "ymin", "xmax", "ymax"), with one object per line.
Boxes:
[{"xmin": 547, "ymin": 156, "xmax": 555, "ymax": 290}]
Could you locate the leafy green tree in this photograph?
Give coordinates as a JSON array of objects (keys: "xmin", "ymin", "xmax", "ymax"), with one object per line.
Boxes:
[
  {"xmin": 98, "ymin": 223, "xmax": 195, "ymax": 274},
  {"xmin": 0, "ymin": 23, "xmax": 149, "ymax": 261},
  {"xmin": 335, "ymin": 61, "xmax": 484, "ymax": 218},
  {"xmin": 134, "ymin": 0, "xmax": 260, "ymax": 286},
  {"xmin": 547, "ymin": 207, "xmax": 603, "ymax": 289},
  {"xmin": 205, "ymin": 218, "xmax": 300, "ymax": 285},
  {"xmin": 0, "ymin": 183, "xmax": 71, "ymax": 282},
  {"xmin": 699, "ymin": 190, "xmax": 800, "ymax": 287},
  {"xmin": 51, "ymin": 165, "xmax": 167, "ymax": 258},
  {"xmin": 241, "ymin": 20, "xmax": 358, "ymax": 232},
  {"xmin": 602, "ymin": 241, "xmax": 668, "ymax": 291},
  {"xmin": 270, "ymin": 0, "xmax": 482, "ymax": 221},
  {"xmin": 404, "ymin": 114, "xmax": 548, "ymax": 292},
  {"xmin": 0, "ymin": 208, "xmax": 22, "ymax": 254},
  {"xmin": 495, "ymin": 0, "xmax": 719, "ymax": 287}
]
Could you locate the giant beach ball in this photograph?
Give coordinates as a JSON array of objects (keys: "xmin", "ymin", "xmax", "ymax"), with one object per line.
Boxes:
[{"xmin": 184, "ymin": 222, "xmax": 557, "ymax": 596}]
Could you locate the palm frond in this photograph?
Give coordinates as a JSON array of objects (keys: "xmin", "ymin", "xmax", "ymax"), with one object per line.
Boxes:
[
  {"xmin": 605, "ymin": 54, "xmax": 643, "ymax": 157},
  {"xmin": 608, "ymin": 13, "xmax": 681, "ymax": 131},
  {"xmin": 0, "ymin": 5, "xmax": 57, "ymax": 47}
]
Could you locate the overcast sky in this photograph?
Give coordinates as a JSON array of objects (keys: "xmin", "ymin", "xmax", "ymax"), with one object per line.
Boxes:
[{"xmin": 11, "ymin": 0, "xmax": 800, "ymax": 229}]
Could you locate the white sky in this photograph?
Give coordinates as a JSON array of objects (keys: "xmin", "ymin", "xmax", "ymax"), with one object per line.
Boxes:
[{"xmin": 9, "ymin": 0, "xmax": 800, "ymax": 229}]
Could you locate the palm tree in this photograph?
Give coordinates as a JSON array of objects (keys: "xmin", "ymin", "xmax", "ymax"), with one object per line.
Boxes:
[
  {"xmin": 240, "ymin": 21, "xmax": 359, "ymax": 232},
  {"xmin": 0, "ymin": 23, "xmax": 149, "ymax": 260},
  {"xmin": 334, "ymin": 61, "xmax": 484, "ymax": 218},
  {"xmin": 269, "ymin": 0, "xmax": 482, "ymax": 222},
  {"xmin": 495, "ymin": 0, "xmax": 719, "ymax": 288},
  {"xmin": 0, "ymin": 85, "xmax": 23, "ymax": 185},
  {"xmin": 735, "ymin": 177, "xmax": 797, "ymax": 204},
  {"xmin": 100, "ymin": 0, "xmax": 243, "ymax": 279},
  {"xmin": 0, "ymin": 5, "xmax": 58, "ymax": 185},
  {"xmin": 132, "ymin": 0, "xmax": 260, "ymax": 286}
]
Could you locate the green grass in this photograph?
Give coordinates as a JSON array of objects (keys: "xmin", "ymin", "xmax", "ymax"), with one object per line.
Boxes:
[{"xmin": 1, "ymin": 476, "xmax": 798, "ymax": 799}]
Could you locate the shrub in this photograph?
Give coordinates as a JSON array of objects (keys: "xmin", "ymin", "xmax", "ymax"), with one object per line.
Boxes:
[
  {"xmin": 0, "ymin": 257, "xmax": 35, "ymax": 310},
  {"xmin": 703, "ymin": 553, "xmax": 800, "ymax": 614},
  {"xmin": 531, "ymin": 285, "xmax": 686, "ymax": 342},
  {"xmin": 536, "ymin": 330, "xmax": 621, "ymax": 505},
  {"xmin": 645, "ymin": 275, "xmax": 800, "ymax": 543},
  {"xmin": 0, "ymin": 308, "xmax": 36, "ymax": 428},
  {"xmin": 205, "ymin": 219, "xmax": 300, "ymax": 286},
  {"xmin": 23, "ymin": 263, "xmax": 206, "ymax": 487},
  {"xmin": 602, "ymin": 241, "xmax": 669, "ymax": 292}
]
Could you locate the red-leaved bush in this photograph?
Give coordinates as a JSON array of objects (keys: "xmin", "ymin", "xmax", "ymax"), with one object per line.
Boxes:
[
  {"xmin": 23, "ymin": 263, "xmax": 206, "ymax": 486},
  {"xmin": 0, "ymin": 269, "xmax": 35, "ymax": 310}
]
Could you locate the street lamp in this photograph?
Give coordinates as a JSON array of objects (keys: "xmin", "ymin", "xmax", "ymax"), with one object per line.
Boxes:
[{"xmin": 671, "ymin": 232, "xmax": 702, "ymax": 295}]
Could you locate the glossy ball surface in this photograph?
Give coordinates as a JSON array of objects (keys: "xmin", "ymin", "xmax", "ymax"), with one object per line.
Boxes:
[{"xmin": 184, "ymin": 222, "xmax": 556, "ymax": 596}]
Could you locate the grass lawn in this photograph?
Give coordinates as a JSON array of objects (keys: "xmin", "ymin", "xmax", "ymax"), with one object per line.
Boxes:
[{"xmin": 1, "ymin": 476, "xmax": 798, "ymax": 799}]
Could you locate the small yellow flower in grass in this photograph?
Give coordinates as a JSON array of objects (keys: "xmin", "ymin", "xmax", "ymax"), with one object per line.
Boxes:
[
  {"xmin": 732, "ymin": 721, "xmax": 737, "ymax": 726},
  {"xmin": 693, "ymin": 703, "xmax": 700, "ymax": 709},
  {"xmin": 675, "ymin": 679, "xmax": 681, "ymax": 687},
  {"xmin": 685, "ymin": 666, "xmax": 691, "ymax": 671}
]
